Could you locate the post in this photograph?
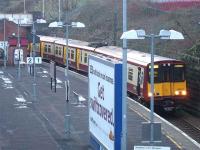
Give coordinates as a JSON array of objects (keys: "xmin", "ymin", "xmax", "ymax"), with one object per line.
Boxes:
[
  {"xmin": 59, "ymin": 0, "xmax": 61, "ymax": 22},
  {"xmin": 122, "ymin": 0, "xmax": 127, "ymax": 149},
  {"xmin": 64, "ymin": 17, "xmax": 71, "ymax": 137},
  {"xmin": 3, "ymin": 18, "xmax": 6, "ymax": 68},
  {"xmin": 24, "ymin": 0, "xmax": 26, "ymax": 13},
  {"xmin": 65, "ymin": 25, "xmax": 69, "ymax": 100},
  {"xmin": 32, "ymin": 22, "xmax": 36, "ymax": 101},
  {"xmin": 54, "ymin": 62, "xmax": 56, "ymax": 93},
  {"xmin": 113, "ymin": 0, "xmax": 118, "ymax": 46},
  {"xmin": 51, "ymin": 77, "xmax": 53, "ymax": 90},
  {"xmin": 150, "ymin": 35, "xmax": 155, "ymax": 144},
  {"xmin": 17, "ymin": 19, "xmax": 21, "ymax": 81},
  {"xmin": 42, "ymin": 0, "xmax": 45, "ymax": 18}
]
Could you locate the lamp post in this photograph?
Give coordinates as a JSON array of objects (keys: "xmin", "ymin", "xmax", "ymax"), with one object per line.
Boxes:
[
  {"xmin": 113, "ymin": 0, "xmax": 118, "ymax": 46},
  {"xmin": 24, "ymin": 0, "xmax": 26, "ymax": 13},
  {"xmin": 42, "ymin": 0, "xmax": 45, "ymax": 18},
  {"xmin": 59, "ymin": 0, "xmax": 61, "ymax": 22},
  {"xmin": 17, "ymin": 19, "xmax": 22, "ymax": 81},
  {"xmin": 121, "ymin": 0, "xmax": 127, "ymax": 149},
  {"xmin": 49, "ymin": 21, "xmax": 85, "ymax": 137},
  {"xmin": 32, "ymin": 19, "xmax": 47, "ymax": 101},
  {"xmin": 3, "ymin": 18, "xmax": 6, "ymax": 68},
  {"xmin": 121, "ymin": 29, "xmax": 184, "ymax": 145}
]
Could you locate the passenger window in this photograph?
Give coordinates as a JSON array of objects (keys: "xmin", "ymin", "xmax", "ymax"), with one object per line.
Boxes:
[
  {"xmin": 128, "ymin": 68, "xmax": 133, "ymax": 81},
  {"xmin": 55, "ymin": 46, "xmax": 58, "ymax": 55},
  {"xmin": 80, "ymin": 51, "xmax": 83, "ymax": 62},
  {"xmin": 48, "ymin": 45, "xmax": 51, "ymax": 53},
  {"xmin": 71, "ymin": 50, "xmax": 75, "ymax": 60},
  {"xmin": 45, "ymin": 45, "xmax": 47, "ymax": 52},
  {"xmin": 59, "ymin": 50, "xmax": 61, "ymax": 56},
  {"xmin": 59, "ymin": 47, "xmax": 62, "ymax": 56},
  {"xmin": 84, "ymin": 53, "xmax": 88, "ymax": 63}
]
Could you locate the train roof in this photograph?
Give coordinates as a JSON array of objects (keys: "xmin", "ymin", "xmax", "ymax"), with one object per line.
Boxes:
[
  {"xmin": 95, "ymin": 46, "xmax": 178, "ymax": 66},
  {"xmin": 95, "ymin": 46, "xmax": 123, "ymax": 59},
  {"xmin": 38, "ymin": 35, "xmax": 95, "ymax": 51},
  {"xmin": 39, "ymin": 35, "xmax": 183, "ymax": 66}
]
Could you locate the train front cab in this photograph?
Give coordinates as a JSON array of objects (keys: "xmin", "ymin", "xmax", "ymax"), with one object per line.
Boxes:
[{"xmin": 147, "ymin": 62, "xmax": 187, "ymax": 111}]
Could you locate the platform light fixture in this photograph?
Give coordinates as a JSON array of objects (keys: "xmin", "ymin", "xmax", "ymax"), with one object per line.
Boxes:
[
  {"xmin": 121, "ymin": 29, "xmax": 184, "ymax": 144},
  {"xmin": 32, "ymin": 18, "xmax": 47, "ymax": 101},
  {"xmin": 49, "ymin": 20, "xmax": 85, "ymax": 138}
]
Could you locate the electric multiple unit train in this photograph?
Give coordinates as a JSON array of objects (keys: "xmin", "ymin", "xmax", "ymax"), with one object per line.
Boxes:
[{"xmin": 29, "ymin": 35, "xmax": 187, "ymax": 111}]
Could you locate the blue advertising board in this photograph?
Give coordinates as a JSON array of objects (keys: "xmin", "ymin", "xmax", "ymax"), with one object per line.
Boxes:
[{"xmin": 89, "ymin": 55, "xmax": 122, "ymax": 150}]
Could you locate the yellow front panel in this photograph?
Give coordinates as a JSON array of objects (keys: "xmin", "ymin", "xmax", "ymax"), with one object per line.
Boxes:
[
  {"xmin": 162, "ymin": 83, "xmax": 171, "ymax": 96},
  {"xmin": 147, "ymin": 81, "xmax": 186, "ymax": 97},
  {"xmin": 147, "ymin": 83, "xmax": 168, "ymax": 97},
  {"xmin": 173, "ymin": 81, "xmax": 187, "ymax": 95}
]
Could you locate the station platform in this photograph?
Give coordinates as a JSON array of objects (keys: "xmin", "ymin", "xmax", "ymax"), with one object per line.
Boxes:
[{"xmin": 0, "ymin": 64, "xmax": 199, "ymax": 150}]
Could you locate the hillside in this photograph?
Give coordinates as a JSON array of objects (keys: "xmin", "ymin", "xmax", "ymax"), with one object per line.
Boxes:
[
  {"xmin": 1, "ymin": 0, "xmax": 200, "ymax": 57},
  {"xmin": 1, "ymin": 0, "xmax": 200, "ymax": 111}
]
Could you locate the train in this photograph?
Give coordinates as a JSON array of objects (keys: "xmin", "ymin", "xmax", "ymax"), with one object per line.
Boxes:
[{"xmin": 29, "ymin": 35, "xmax": 188, "ymax": 111}]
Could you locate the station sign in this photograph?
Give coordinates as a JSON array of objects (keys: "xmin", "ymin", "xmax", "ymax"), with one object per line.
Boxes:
[
  {"xmin": 26, "ymin": 57, "xmax": 42, "ymax": 64},
  {"xmin": 0, "ymin": 41, "xmax": 8, "ymax": 49},
  {"xmin": 89, "ymin": 55, "xmax": 122, "ymax": 150},
  {"xmin": 134, "ymin": 146, "xmax": 170, "ymax": 150},
  {"xmin": 14, "ymin": 49, "xmax": 23, "ymax": 61}
]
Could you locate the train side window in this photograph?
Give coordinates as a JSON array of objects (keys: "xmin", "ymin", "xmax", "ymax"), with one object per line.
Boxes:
[
  {"xmin": 35, "ymin": 44, "xmax": 39, "ymax": 52},
  {"xmin": 84, "ymin": 53, "xmax": 88, "ymax": 63},
  {"xmin": 128, "ymin": 68, "xmax": 133, "ymax": 81},
  {"xmin": 55, "ymin": 46, "xmax": 58, "ymax": 55},
  {"xmin": 71, "ymin": 50, "xmax": 75, "ymax": 60},
  {"xmin": 45, "ymin": 45, "xmax": 47, "ymax": 52},
  {"xmin": 68, "ymin": 49, "xmax": 70, "ymax": 59},
  {"xmin": 80, "ymin": 51, "xmax": 83, "ymax": 63},
  {"xmin": 48, "ymin": 45, "xmax": 51, "ymax": 53},
  {"xmin": 59, "ymin": 47, "xmax": 61, "ymax": 56}
]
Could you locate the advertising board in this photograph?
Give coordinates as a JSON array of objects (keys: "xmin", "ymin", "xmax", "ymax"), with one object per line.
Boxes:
[
  {"xmin": 14, "ymin": 49, "xmax": 23, "ymax": 61},
  {"xmin": 89, "ymin": 55, "xmax": 122, "ymax": 150}
]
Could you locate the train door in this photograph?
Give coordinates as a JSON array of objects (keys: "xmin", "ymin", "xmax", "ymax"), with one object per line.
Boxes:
[
  {"xmin": 161, "ymin": 64, "xmax": 172, "ymax": 97},
  {"xmin": 137, "ymin": 67, "xmax": 141, "ymax": 96},
  {"xmin": 39, "ymin": 42, "xmax": 43, "ymax": 57},
  {"xmin": 63, "ymin": 46, "xmax": 67, "ymax": 64},
  {"xmin": 76, "ymin": 48, "xmax": 80, "ymax": 70},
  {"xmin": 170, "ymin": 65, "xmax": 174, "ymax": 97}
]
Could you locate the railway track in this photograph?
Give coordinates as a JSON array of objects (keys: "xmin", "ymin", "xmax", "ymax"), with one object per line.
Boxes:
[{"xmin": 161, "ymin": 110, "xmax": 200, "ymax": 144}]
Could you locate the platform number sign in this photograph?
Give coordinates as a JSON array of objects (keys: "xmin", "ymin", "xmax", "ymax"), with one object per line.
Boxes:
[
  {"xmin": 27, "ymin": 57, "xmax": 33, "ymax": 64},
  {"xmin": 26, "ymin": 57, "xmax": 42, "ymax": 64},
  {"xmin": 35, "ymin": 57, "xmax": 42, "ymax": 64},
  {"xmin": 14, "ymin": 49, "xmax": 23, "ymax": 61}
]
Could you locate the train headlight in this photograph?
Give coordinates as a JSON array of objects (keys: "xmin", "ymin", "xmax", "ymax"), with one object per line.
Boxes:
[
  {"xmin": 148, "ymin": 92, "xmax": 152, "ymax": 97},
  {"xmin": 175, "ymin": 91, "xmax": 179, "ymax": 95},
  {"xmin": 181, "ymin": 90, "xmax": 187, "ymax": 95}
]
